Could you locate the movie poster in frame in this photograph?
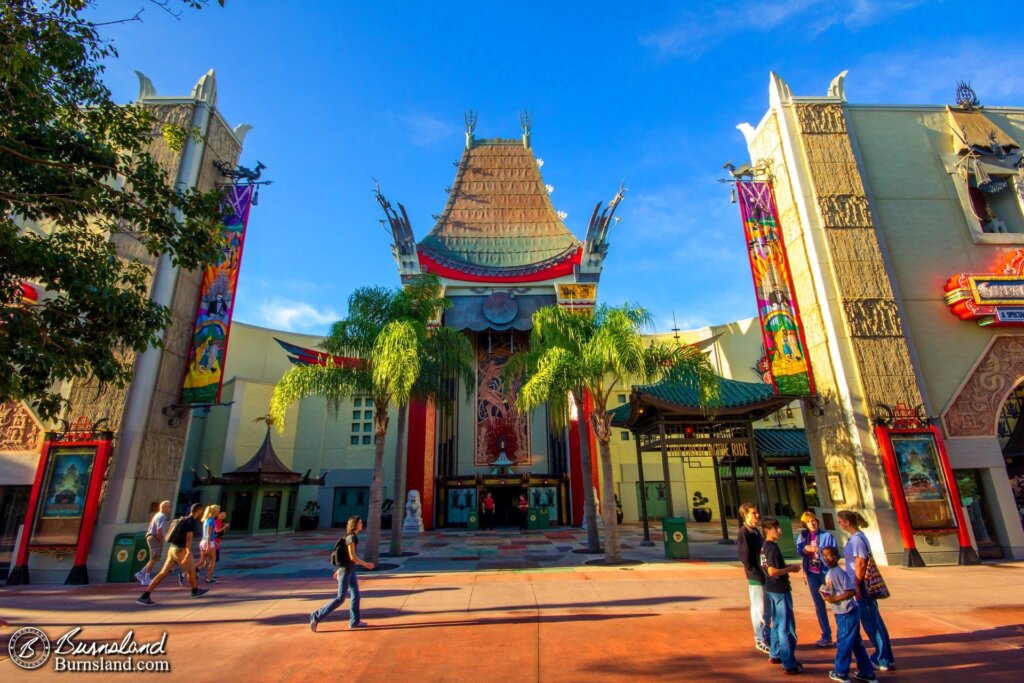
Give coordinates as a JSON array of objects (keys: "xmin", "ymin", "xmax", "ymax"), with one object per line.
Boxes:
[
  {"xmin": 888, "ymin": 432, "xmax": 956, "ymax": 531},
  {"xmin": 39, "ymin": 448, "xmax": 96, "ymax": 519}
]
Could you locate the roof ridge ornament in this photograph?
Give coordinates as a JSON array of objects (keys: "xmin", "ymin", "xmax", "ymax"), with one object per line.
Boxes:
[
  {"xmin": 464, "ymin": 110, "xmax": 478, "ymax": 148},
  {"xmin": 955, "ymin": 80, "xmax": 980, "ymax": 110},
  {"xmin": 520, "ymin": 110, "xmax": 532, "ymax": 149}
]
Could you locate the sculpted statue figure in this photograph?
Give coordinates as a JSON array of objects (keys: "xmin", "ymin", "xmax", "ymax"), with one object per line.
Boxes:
[{"xmin": 403, "ymin": 490, "xmax": 424, "ymax": 534}]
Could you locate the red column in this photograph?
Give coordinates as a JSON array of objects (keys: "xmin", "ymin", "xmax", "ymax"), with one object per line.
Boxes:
[
  {"xmin": 568, "ymin": 407, "xmax": 583, "ymax": 526},
  {"xmin": 405, "ymin": 399, "xmax": 436, "ymax": 530}
]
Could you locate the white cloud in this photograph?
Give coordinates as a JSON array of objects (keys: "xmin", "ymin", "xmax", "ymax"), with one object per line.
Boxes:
[
  {"xmin": 255, "ymin": 297, "xmax": 339, "ymax": 332},
  {"xmin": 640, "ymin": 1, "xmax": 927, "ymax": 61},
  {"xmin": 397, "ymin": 114, "xmax": 457, "ymax": 147}
]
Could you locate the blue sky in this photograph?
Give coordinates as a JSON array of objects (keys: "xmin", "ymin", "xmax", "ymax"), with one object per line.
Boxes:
[{"xmin": 95, "ymin": 0, "xmax": 1024, "ymax": 334}]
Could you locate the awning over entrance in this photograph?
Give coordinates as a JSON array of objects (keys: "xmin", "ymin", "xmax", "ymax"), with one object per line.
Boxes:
[
  {"xmin": 719, "ymin": 465, "xmax": 813, "ymax": 479},
  {"xmin": 753, "ymin": 428, "xmax": 810, "ymax": 463}
]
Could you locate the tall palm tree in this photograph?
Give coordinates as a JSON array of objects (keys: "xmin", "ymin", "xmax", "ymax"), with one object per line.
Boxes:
[
  {"xmin": 387, "ymin": 278, "xmax": 474, "ymax": 556},
  {"xmin": 269, "ymin": 285, "xmax": 420, "ymax": 564},
  {"xmin": 515, "ymin": 303, "xmax": 716, "ymax": 564}
]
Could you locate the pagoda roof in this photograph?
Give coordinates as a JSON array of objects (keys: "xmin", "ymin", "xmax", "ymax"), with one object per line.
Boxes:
[
  {"xmin": 192, "ymin": 427, "xmax": 325, "ymax": 487},
  {"xmin": 418, "ymin": 137, "xmax": 581, "ymax": 276}
]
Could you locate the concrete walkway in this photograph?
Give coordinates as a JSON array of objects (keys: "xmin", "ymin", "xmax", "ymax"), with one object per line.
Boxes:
[{"xmin": 1, "ymin": 526, "xmax": 1022, "ymax": 681}]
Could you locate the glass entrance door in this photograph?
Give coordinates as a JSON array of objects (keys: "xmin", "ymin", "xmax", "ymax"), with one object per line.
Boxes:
[{"xmin": 955, "ymin": 470, "xmax": 1003, "ymax": 560}]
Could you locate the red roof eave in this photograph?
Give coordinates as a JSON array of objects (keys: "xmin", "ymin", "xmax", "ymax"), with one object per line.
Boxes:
[{"xmin": 418, "ymin": 247, "xmax": 582, "ymax": 283}]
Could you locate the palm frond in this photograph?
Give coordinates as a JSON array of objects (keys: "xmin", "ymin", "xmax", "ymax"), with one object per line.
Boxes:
[
  {"xmin": 372, "ymin": 320, "xmax": 420, "ymax": 407},
  {"xmin": 269, "ymin": 361, "xmax": 364, "ymax": 430}
]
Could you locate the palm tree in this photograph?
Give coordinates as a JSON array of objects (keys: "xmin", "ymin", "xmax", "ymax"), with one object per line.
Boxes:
[
  {"xmin": 387, "ymin": 279, "xmax": 474, "ymax": 556},
  {"xmin": 269, "ymin": 285, "xmax": 420, "ymax": 564},
  {"xmin": 515, "ymin": 303, "xmax": 716, "ymax": 564}
]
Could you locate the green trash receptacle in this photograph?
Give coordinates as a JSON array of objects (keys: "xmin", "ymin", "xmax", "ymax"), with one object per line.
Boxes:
[
  {"xmin": 107, "ymin": 533, "xmax": 137, "ymax": 582},
  {"xmin": 130, "ymin": 532, "xmax": 150, "ymax": 575},
  {"xmin": 539, "ymin": 508, "xmax": 550, "ymax": 529},
  {"xmin": 776, "ymin": 516, "xmax": 797, "ymax": 559},
  {"xmin": 466, "ymin": 511, "xmax": 479, "ymax": 531},
  {"xmin": 663, "ymin": 517, "xmax": 689, "ymax": 559},
  {"xmin": 527, "ymin": 507, "xmax": 540, "ymax": 530}
]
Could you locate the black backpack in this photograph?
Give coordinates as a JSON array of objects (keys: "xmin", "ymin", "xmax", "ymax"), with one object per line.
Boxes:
[
  {"xmin": 330, "ymin": 535, "xmax": 352, "ymax": 567},
  {"xmin": 166, "ymin": 515, "xmax": 191, "ymax": 547}
]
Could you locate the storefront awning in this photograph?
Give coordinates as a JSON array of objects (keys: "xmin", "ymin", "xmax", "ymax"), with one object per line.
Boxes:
[{"xmin": 719, "ymin": 465, "xmax": 813, "ymax": 480}]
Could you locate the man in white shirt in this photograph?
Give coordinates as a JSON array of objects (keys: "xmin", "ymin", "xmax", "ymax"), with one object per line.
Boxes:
[{"xmin": 136, "ymin": 500, "xmax": 171, "ymax": 585}]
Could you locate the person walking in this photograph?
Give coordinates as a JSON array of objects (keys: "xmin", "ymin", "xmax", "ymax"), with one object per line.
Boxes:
[
  {"xmin": 761, "ymin": 516, "xmax": 803, "ymax": 674},
  {"xmin": 820, "ymin": 546, "xmax": 877, "ymax": 683},
  {"xmin": 136, "ymin": 503, "xmax": 209, "ymax": 605},
  {"xmin": 837, "ymin": 510, "xmax": 896, "ymax": 672},
  {"xmin": 213, "ymin": 508, "xmax": 230, "ymax": 573},
  {"xmin": 196, "ymin": 504, "xmax": 220, "ymax": 583},
  {"xmin": 135, "ymin": 500, "xmax": 171, "ymax": 586},
  {"xmin": 310, "ymin": 516, "xmax": 374, "ymax": 631},
  {"xmin": 481, "ymin": 491, "xmax": 495, "ymax": 530},
  {"xmin": 736, "ymin": 502, "xmax": 772, "ymax": 655},
  {"xmin": 797, "ymin": 511, "xmax": 837, "ymax": 648},
  {"xmin": 517, "ymin": 493, "xmax": 529, "ymax": 530}
]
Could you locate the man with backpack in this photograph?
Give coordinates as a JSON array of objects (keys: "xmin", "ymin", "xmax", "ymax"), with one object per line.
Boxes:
[{"xmin": 136, "ymin": 503, "xmax": 209, "ymax": 605}]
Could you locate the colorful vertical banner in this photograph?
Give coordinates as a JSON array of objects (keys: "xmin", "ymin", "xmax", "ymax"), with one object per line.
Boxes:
[
  {"xmin": 737, "ymin": 181, "xmax": 814, "ymax": 396},
  {"xmin": 182, "ymin": 184, "xmax": 254, "ymax": 404}
]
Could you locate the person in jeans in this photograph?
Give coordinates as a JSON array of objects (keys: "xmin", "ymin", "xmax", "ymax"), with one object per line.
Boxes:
[
  {"xmin": 136, "ymin": 500, "xmax": 171, "ymax": 585},
  {"xmin": 797, "ymin": 511, "xmax": 837, "ymax": 647},
  {"xmin": 736, "ymin": 502, "xmax": 771, "ymax": 654},
  {"xmin": 837, "ymin": 510, "xmax": 895, "ymax": 672},
  {"xmin": 136, "ymin": 503, "xmax": 209, "ymax": 605},
  {"xmin": 760, "ymin": 516, "xmax": 803, "ymax": 674},
  {"xmin": 310, "ymin": 516, "xmax": 374, "ymax": 631},
  {"xmin": 820, "ymin": 546, "xmax": 877, "ymax": 683}
]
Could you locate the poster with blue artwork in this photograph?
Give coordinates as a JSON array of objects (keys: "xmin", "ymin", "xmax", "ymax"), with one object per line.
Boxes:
[{"xmin": 40, "ymin": 449, "xmax": 95, "ymax": 519}]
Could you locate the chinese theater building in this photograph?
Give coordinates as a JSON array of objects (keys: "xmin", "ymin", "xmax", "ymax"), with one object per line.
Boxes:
[{"xmin": 733, "ymin": 71, "xmax": 1024, "ymax": 562}]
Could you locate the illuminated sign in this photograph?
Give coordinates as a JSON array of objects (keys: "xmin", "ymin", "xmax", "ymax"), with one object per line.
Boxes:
[{"xmin": 944, "ymin": 249, "xmax": 1024, "ymax": 326}]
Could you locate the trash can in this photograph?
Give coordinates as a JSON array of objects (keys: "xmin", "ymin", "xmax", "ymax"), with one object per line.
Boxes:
[
  {"xmin": 130, "ymin": 532, "xmax": 150, "ymax": 575},
  {"xmin": 107, "ymin": 533, "xmax": 137, "ymax": 582},
  {"xmin": 527, "ymin": 507, "xmax": 540, "ymax": 530},
  {"xmin": 466, "ymin": 511, "xmax": 479, "ymax": 531},
  {"xmin": 776, "ymin": 516, "xmax": 797, "ymax": 559},
  {"xmin": 538, "ymin": 508, "xmax": 550, "ymax": 529},
  {"xmin": 663, "ymin": 517, "xmax": 689, "ymax": 559}
]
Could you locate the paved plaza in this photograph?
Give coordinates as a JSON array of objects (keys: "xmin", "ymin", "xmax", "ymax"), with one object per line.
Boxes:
[{"xmin": 2, "ymin": 524, "xmax": 1022, "ymax": 681}]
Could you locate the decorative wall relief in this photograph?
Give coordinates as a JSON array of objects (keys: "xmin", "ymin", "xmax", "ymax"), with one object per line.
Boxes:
[
  {"xmin": 944, "ymin": 336, "xmax": 1024, "ymax": 437},
  {"xmin": 0, "ymin": 401, "xmax": 44, "ymax": 454},
  {"xmin": 475, "ymin": 332, "xmax": 531, "ymax": 466}
]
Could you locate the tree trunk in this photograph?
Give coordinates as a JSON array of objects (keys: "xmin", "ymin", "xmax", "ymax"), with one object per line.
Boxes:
[
  {"xmin": 365, "ymin": 402, "xmax": 390, "ymax": 565},
  {"xmin": 596, "ymin": 430, "xmax": 622, "ymax": 563},
  {"xmin": 576, "ymin": 393, "xmax": 601, "ymax": 553},
  {"xmin": 388, "ymin": 402, "xmax": 409, "ymax": 556}
]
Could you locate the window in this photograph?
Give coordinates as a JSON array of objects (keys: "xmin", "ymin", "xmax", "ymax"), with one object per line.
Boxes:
[
  {"xmin": 617, "ymin": 394, "xmax": 627, "ymax": 404},
  {"xmin": 350, "ymin": 397, "xmax": 374, "ymax": 446},
  {"xmin": 967, "ymin": 170, "xmax": 1024, "ymax": 234},
  {"xmin": 620, "ymin": 431, "xmax": 630, "ymax": 441}
]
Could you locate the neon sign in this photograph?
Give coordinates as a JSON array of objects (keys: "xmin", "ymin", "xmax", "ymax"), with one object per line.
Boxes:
[{"xmin": 944, "ymin": 249, "xmax": 1024, "ymax": 326}]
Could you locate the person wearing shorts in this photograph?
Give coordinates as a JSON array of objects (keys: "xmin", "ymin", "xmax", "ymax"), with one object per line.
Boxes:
[
  {"xmin": 136, "ymin": 504, "xmax": 208, "ymax": 605},
  {"xmin": 136, "ymin": 500, "xmax": 171, "ymax": 585}
]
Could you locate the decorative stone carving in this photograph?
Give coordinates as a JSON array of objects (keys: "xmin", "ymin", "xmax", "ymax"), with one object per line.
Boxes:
[
  {"xmin": 795, "ymin": 103, "xmax": 847, "ymax": 135},
  {"xmin": 818, "ymin": 195, "xmax": 872, "ymax": 229},
  {"xmin": 944, "ymin": 336, "xmax": 1024, "ymax": 437},
  {"xmin": 0, "ymin": 401, "xmax": 44, "ymax": 454},
  {"xmin": 403, "ymin": 490, "xmax": 424, "ymax": 534},
  {"xmin": 842, "ymin": 299, "xmax": 903, "ymax": 337}
]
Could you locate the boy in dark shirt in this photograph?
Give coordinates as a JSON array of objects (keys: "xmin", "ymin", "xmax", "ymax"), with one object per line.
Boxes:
[{"xmin": 761, "ymin": 517, "xmax": 802, "ymax": 674}]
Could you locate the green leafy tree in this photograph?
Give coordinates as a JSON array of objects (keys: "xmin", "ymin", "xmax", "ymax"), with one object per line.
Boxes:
[
  {"xmin": 514, "ymin": 304, "xmax": 717, "ymax": 564},
  {"xmin": 1, "ymin": 0, "xmax": 227, "ymax": 418}
]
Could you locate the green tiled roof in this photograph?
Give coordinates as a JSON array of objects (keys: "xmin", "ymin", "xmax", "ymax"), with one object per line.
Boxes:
[
  {"xmin": 754, "ymin": 428, "xmax": 810, "ymax": 460},
  {"xmin": 419, "ymin": 139, "xmax": 580, "ymax": 270},
  {"xmin": 719, "ymin": 465, "xmax": 813, "ymax": 479},
  {"xmin": 637, "ymin": 373, "xmax": 777, "ymax": 409}
]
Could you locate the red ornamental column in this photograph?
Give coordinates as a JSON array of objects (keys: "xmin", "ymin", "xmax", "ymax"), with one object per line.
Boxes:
[
  {"xmin": 405, "ymin": 399, "xmax": 436, "ymax": 530},
  {"xmin": 568, "ymin": 405, "xmax": 583, "ymax": 526}
]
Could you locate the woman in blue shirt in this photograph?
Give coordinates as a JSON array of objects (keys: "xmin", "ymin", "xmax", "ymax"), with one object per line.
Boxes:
[{"xmin": 797, "ymin": 511, "xmax": 837, "ymax": 647}]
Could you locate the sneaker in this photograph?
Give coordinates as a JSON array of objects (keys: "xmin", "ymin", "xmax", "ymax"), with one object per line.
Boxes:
[
  {"xmin": 816, "ymin": 638, "xmax": 835, "ymax": 648},
  {"xmin": 854, "ymin": 673, "xmax": 879, "ymax": 682},
  {"xmin": 349, "ymin": 621, "xmax": 368, "ymax": 629},
  {"xmin": 205, "ymin": 577, "xmax": 218, "ymax": 584},
  {"xmin": 309, "ymin": 615, "xmax": 318, "ymax": 633},
  {"xmin": 134, "ymin": 570, "xmax": 147, "ymax": 585},
  {"xmin": 769, "ymin": 657, "xmax": 782, "ymax": 664},
  {"xmin": 136, "ymin": 595, "xmax": 154, "ymax": 606},
  {"xmin": 783, "ymin": 663, "xmax": 803, "ymax": 675},
  {"xmin": 828, "ymin": 672, "xmax": 850, "ymax": 683},
  {"xmin": 874, "ymin": 664, "xmax": 894, "ymax": 672},
  {"xmin": 755, "ymin": 642, "xmax": 771, "ymax": 655},
  {"xmin": 190, "ymin": 588, "xmax": 209, "ymax": 598}
]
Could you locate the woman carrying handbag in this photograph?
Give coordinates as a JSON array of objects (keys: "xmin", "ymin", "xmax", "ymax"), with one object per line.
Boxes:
[{"xmin": 837, "ymin": 510, "xmax": 896, "ymax": 672}]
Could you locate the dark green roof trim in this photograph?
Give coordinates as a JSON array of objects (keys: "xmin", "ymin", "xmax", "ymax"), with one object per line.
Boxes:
[
  {"xmin": 753, "ymin": 428, "xmax": 810, "ymax": 459},
  {"xmin": 718, "ymin": 465, "xmax": 813, "ymax": 480},
  {"xmin": 637, "ymin": 374, "xmax": 776, "ymax": 410}
]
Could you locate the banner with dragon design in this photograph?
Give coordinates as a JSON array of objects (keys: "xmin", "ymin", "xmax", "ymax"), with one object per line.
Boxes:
[
  {"xmin": 475, "ymin": 332, "xmax": 531, "ymax": 466},
  {"xmin": 181, "ymin": 184, "xmax": 254, "ymax": 404},
  {"xmin": 737, "ymin": 180, "xmax": 814, "ymax": 396}
]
